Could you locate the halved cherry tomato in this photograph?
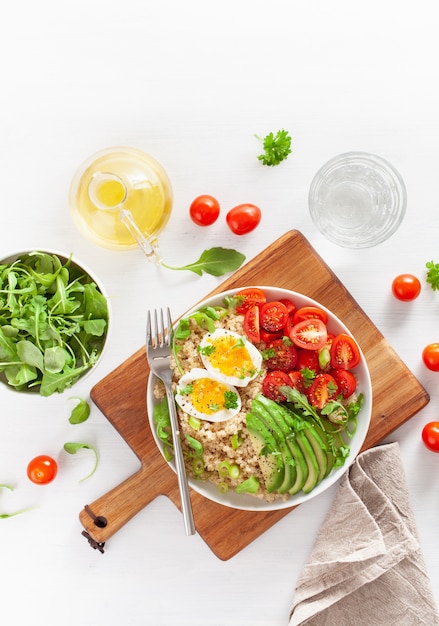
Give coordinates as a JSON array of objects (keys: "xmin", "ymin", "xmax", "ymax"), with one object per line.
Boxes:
[
  {"xmin": 422, "ymin": 343, "xmax": 439, "ymax": 372},
  {"xmin": 189, "ymin": 194, "xmax": 220, "ymax": 226},
  {"xmin": 330, "ymin": 333, "xmax": 361, "ymax": 370},
  {"xmin": 289, "ymin": 318, "xmax": 327, "ymax": 351},
  {"xmin": 264, "ymin": 339, "xmax": 297, "ymax": 372},
  {"xmin": 259, "ymin": 301, "xmax": 289, "ymax": 333},
  {"xmin": 278, "ymin": 298, "xmax": 296, "ymax": 316},
  {"xmin": 422, "ymin": 422, "xmax": 439, "ymax": 452},
  {"xmin": 392, "ymin": 274, "xmax": 421, "ymax": 301},
  {"xmin": 293, "ymin": 306, "xmax": 328, "ymax": 325},
  {"xmin": 288, "ymin": 370, "xmax": 306, "ymax": 394},
  {"xmin": 226, "ymin": 203, "xmax": 261, "ymax": 235},
  {"xmin": 308, "ymin": 374, "xmax": 338, "ymax": 409},
  {"xmin": 234, "ymin": 287, "xmax": 266, "ymax": 314},
  {"xmin": 244, "ymin": 305, "xmax": 260, "ymax": 343},
  {"xmin": 260, "ymin": 329, "xmax": 284, "ymax": 343},
  {"xmin": 331, "ymin": 369, "xmax": 357, "ymax": 398},
  {"xmin": 27, "ymin": 455, "xmax": 58, "ymax": 485},
  {"xmin": 295, "ymin": 348, "xmax": 320, "ymax": 372},
  {"xmin": 262, "ymin": 370, "xmax": 292, "ymax": 402}
]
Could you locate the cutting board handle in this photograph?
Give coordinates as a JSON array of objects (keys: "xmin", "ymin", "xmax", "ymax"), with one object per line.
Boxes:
[{"xmin": 79, "ymin": 465, "xmax": 176, "ymax": 549}]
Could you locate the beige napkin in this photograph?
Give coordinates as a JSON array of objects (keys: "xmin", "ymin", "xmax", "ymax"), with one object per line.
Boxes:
[{"xmin": 289, "ymin": 442, "xmax": 439, "ymax": 625}]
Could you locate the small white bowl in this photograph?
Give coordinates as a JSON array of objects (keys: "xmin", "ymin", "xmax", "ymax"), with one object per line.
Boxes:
[
  {"xmin": 147, "ymin": 286, "xmax": 372, "ymax": 512},
  {"xmin": 0, "ymin": 249, "xmax": 110, "ymax": 395}
]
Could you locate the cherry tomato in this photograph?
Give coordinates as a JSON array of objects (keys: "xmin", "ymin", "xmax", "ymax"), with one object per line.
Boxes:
[
  {"xmin": 189, "ymin": 194, "xmax": 220, "ymax": 226},
  {"xmin": 262, "ymin": 370, "xmax": 292, "ymax": 402},
  {"xmin": 278, "ymin": 298, "xmax": 296, "ymax": 316},
  {"xmin": 331, "ymin": 369, "xmax": 357, "ymax": 399},
  {"xmin": 243, "ymin": 305, "xmax": 260, "ymax": 343},
  {"xmin": 288, "ymin": 370, "xmax": 306, "ymax": 394},
  {"xmin": 421, "ymin": 422, "xmax": 439, "ymax": 452},
  {"xmin": 330, "ymin": 333, "xmax": 361, "ymax": 370},
  {"xmin": 422, "ymin": 343, "xmax": 439, "ymax": 371},
  {"xmin": 308, "ymin": 374, "xmax": 338, "ymax": 409},
  {"xmin": 264, "ymin": 339, "xmax": 298, "ymax": 372},
  {"xmin": 295, "ymin": 348, "xmax": 320, "ymax": 372},
  {"xmin": 259, "ymin": 301, "xmax": 289, "ymax": 333},
  {"xmin": 293, "ymin": 306, "xmax": 328, "ymax": 325},
  {"xmin": 260, "ymin": 329, "xmax": 284, "ymax": 343},
  {"xmin": 226, "ymin": 203, "xmax": 261, "ymax": 235},
  {"xmin": 289, "ymin": 318, "xmax": 328, "ymax": 351},
  {"xmin": 27, "ymin": 455, "xmax": 58, "ymax": 485},
  {"xmin": 391, "ymin": 274, "xmax": 421, "ymax": 301},
  {"xmin": 235, "ymin": 287, "xmax": 266, "ymax": 314}
]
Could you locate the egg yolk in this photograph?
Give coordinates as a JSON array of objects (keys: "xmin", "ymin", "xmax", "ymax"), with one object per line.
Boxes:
[
  {"xmin": 206, "ymin": 336, "xmax": 255, "ymax": 379},
  {"xmin": 191, "ymin": 377, "xmax": 232, "ymax": 415}
]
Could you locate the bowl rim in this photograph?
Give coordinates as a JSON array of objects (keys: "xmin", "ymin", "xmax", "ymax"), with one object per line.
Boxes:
[{"xmin": 147, "ymin": 285, "xmax": 373, "ymax": 512}]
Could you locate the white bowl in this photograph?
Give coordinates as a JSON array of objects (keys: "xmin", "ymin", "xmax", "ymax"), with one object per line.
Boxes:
[
  {"xmin": 0, "ymin": 249, "xmax": 110, "ymax": 395},
  {"xmin": 147, "ymin": 286, "xmax": 372, "ymax": 511}
]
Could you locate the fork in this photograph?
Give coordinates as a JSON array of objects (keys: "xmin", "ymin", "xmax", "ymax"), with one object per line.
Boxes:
[{"xmin": 146, "ymin": 308, "xmax": 196, "ymax": 536}]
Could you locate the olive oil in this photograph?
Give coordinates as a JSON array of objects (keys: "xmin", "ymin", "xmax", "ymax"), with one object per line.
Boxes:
[{"xmin": 70, "ymin": 147, "xmax": 173, "ymax": 250}]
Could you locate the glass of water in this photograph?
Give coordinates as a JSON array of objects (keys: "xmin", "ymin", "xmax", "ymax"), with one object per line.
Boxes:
[{"xmin": 308, "ymin": 152, "xmax": 407, "ymax": 248}]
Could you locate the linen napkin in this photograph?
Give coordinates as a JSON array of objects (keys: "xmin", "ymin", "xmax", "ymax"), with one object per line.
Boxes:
[{"xmin": 289, "ymin": 442, "xmax": 439, "ymax": 625}]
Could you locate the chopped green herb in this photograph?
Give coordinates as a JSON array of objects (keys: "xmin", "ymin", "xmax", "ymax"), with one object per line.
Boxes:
[
  {"xmin": 224, "ymin": 390, "xmax": 239, "ymax": 410},
  {"xmin": 426, "ymin": 260, "xmax": 439, "ymax": 290}
]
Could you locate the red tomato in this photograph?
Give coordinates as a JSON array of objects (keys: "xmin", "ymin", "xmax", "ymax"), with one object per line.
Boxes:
[
  {"xmin": 331, "ymin": 369, "xmax": 357, "ymax": 399},
  {"xmin": 260, "ymin": 329, "xmax": 284, "ymax": 343},
  {"xmin": 262, "ymin": 370, "xmax": 292, "ymax": 402},
  {"xmin": 330, "ymin": 333, "xmax": 361, "ymax": 370},
  {"xmin": 308, "ymin": 374, "xmax": 338, "ymax": 409},
  {"xmin": 189, "ymin": 195, "xmax": 220, "ymax": 226},
  {"xmin": 278, "ymin": 298, "xmax": 296, "ymax": 316},
  {"xmin": 264, "ymin": 339, "xmax": 298, "ymax": 372},
  {"xmin": 422, "ymin": 343, "xmax": 439, "ymax": 371},
  {"xmin": 235, "ymin": 287, "xmax": 266, "ymax": 314},
  {"xmin": 295, "ymin": 348, "xmax": 320, "ymax": 372},
  {"xmin": 244, "ymin": 305, "xmax": 260, "ymax": 343},
  {"xmin": 289, "ymin": 318, "xmax": 328, "ymax": 351},
  {"xmin": 259, "ymin": 301, "xmax": 289, "ymax": 333},
  {"xmin": 392, "ymin": 274, "xmax": 421, "ymax": 301},
  {"xmin": 27, "ymin": 455, "xmax": 58, "ymax": 485},
  {"xmin": 422, "ymin": 422, "xmax": 439, "ymax": 452},
  {"xmin": 288, "ymin": 370, "xmax": 306, "ymax": 394},
  {"xmin": 226, "ymin": 203, "xmax": 261, "ymax": 235},
  {"xmin": 293, "ymin": 306, "xmax": 328, "ymax": 325}
]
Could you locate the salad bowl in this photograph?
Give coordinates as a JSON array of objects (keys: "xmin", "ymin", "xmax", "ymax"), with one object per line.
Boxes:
[
  {"xmin": 0, "ymin": 249, "xmax": 110, "ymax": 396},
  {"xmin": 147, "ymin": 286, "xmax": 372, "ymax": 512}
]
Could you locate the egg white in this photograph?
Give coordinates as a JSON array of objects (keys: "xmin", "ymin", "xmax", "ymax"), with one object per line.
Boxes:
[
  {"xmin": 198, "ymin": 328, "xmax": 262, "ymax": 387},
  {"xmin": 175, "ymin": 368, "xmax": 242, "ymax": 423}
]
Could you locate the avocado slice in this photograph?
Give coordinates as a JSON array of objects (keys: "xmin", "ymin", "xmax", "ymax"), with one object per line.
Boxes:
[
  {"xmin": 296, "ymin": 431, "xmax": 320, "ymax": 494},
  {"xmin": 250, "ymin": 398, "xmax": 297, "ymax": 493},
  {"xmin": 285, "ymin": 434, "xmax": 308, "ymax": 495},
  {"xmin": 301, "ymin": 423, "xmax": 328, "ymax": 483},
  {"xmin": 246, "ymin": 412, "xmax": 285, "ymax": 493}
]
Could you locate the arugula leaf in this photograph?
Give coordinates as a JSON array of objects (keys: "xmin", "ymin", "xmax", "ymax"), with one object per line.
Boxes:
[
  {"xmin": 68, "ymin": 397, "xmax": 91, "ymax": 424},
  {"xmin": 256, "ymin": 129, "xmax": 292, "ymax": 166},
  {"xmin": 0, "ymin": 484, "xmax": 37, "ymax": 519},
  {"xmin": 162, "ymin": 247, "xmax": 245, "ymax": 276},
  {"xmin": 63, "ymin": 442, "xmax": 98, "ymax": 482}
]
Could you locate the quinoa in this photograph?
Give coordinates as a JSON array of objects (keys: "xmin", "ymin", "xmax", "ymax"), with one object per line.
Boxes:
[{"xmin": 152, "ymin": 311, "xmax": 287, "ymax": 503}]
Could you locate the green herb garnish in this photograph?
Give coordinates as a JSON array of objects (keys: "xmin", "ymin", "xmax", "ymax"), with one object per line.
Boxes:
[
  {"xmin": 426, "ymin": 260, "xmax": 439, "ymax": 290},
  {"xmin": 255, "ymin": 130, "xmax": 292, "ymax": 166}
]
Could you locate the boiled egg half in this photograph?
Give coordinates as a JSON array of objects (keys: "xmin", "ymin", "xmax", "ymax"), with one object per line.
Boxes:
[
  {"xmin": 198, "ymin": 328, "xmax": 262, "ymax": 387},
  {"xmin": 175, "ymin": 368, "xmax": 242, "ymax": 422}
]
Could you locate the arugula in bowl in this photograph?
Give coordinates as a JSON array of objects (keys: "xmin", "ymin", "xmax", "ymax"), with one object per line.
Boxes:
[{"xmin": 0, "ymin": 250, "xmax": 109, "ymax": 396}]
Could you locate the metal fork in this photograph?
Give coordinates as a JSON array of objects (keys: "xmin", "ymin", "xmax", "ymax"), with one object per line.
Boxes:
[{"xmin": 146, "ymin": 308, "xmax": 196, "ymax": 536}]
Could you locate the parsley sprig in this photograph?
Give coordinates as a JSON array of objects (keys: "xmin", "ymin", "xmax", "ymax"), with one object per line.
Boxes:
[
  {"xmin": 426, "ymin": 261, "xmax": 439, "ymax": 290},
  {"xmin": 256, "ymin": 129, "xmax": 292, "ymax": 166}
]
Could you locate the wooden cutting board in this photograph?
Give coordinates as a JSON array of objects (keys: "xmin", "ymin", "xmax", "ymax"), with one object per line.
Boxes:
[{"xmin": 79, "ymin": 230, "xmax": 429, "ymax": 559}]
